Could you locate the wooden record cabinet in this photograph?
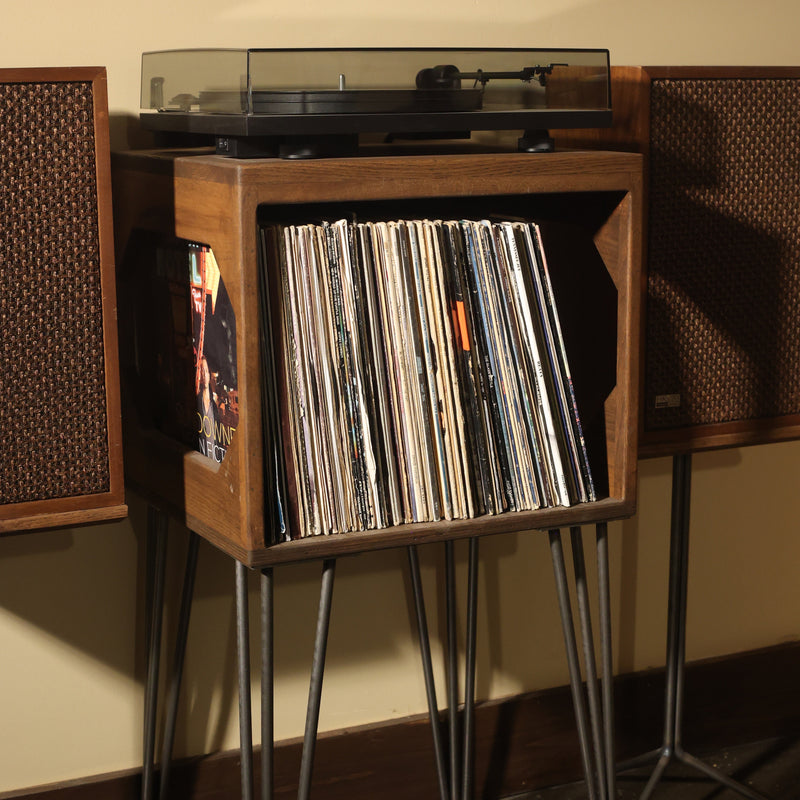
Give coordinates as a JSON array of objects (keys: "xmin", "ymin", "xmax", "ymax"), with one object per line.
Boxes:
[{"xmin": 111, "ymin": 147, "xmax": 642, "ymax": 565}]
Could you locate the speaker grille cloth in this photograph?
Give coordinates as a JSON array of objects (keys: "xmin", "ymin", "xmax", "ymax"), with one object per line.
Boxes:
[
  {"xmin": 0, "ymin": 80, "xmax": 110, "ymax": 504},
  {"xmin": 645, "ymin": 78, "xmax": 800, "ymax": 431}
]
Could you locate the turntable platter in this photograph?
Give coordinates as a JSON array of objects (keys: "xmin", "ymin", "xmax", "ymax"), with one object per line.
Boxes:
[{"xmin": 199, "ymin": 88, "xmax": 484, "ymax": 115}]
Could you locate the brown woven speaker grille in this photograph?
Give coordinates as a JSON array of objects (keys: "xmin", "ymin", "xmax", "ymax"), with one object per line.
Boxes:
[
  {"xmin": 644, "ymin": 77, "xmax": 800, "ymax": 432},
  {"xmin": 0, "ymin": 80, "xmax": 110, "ymax": 504}
]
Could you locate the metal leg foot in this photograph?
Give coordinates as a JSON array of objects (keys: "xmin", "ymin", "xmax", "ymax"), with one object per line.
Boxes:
[
  {"xmin": 616, "ymin": 747, "xmax": 665, "ymax": 775},
  {"xmin": 637, "ymin": 751, "xmax": 671, "ymax": 800},
  {"xmin": 624, "ymin": 454, "xmax": 771, "ymax": 800},
  {"xmin": 675, "ymin": 748, "xmax": 770, "ymax": 800}
]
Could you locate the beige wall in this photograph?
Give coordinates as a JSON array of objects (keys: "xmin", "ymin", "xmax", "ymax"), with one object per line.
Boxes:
[{"xmin": 2, "ymin": 0, "xmax": 800, "ymax": 792}]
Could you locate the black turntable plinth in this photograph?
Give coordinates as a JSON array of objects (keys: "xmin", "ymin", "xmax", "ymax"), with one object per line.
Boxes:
[{"xmin": 140, "ymin": 47, "xmax": 612, "ymax": 158}]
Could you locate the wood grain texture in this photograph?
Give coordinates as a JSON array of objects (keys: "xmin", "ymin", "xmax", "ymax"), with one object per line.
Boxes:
[{"xmin": 112, "ymin": 148, "xmax": 642, "ymax": 565}]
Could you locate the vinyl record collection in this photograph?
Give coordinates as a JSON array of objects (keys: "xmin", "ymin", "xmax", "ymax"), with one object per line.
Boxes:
[{"xmin": 259, "ymin": 216, "xmax": 596, "ymax": 541}]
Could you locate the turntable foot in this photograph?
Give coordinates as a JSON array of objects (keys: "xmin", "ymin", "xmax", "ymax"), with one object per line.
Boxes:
[
  {"xmin": 518, "ymin": 129, "xmax": 555, "ymax": 153},
  {"xmin": 279, "ymin": 135, "xmax": 360, "ymax": 160}
]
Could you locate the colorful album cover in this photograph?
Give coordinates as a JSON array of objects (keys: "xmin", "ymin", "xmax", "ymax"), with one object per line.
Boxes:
[
  {"xmin": 120, "ymin": 231, "xmax": 239, "ymax": 464},
  {"xmin": 188, "ymin": 243, "xmax": 239, "ymax": 464}
]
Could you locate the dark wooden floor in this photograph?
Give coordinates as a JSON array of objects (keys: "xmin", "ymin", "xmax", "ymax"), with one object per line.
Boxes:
[{"xmin": 506, "ymin": 736, "xmax": 800, "ymax": 800}]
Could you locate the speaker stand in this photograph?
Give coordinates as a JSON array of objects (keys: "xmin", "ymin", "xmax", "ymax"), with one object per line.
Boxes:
[{"xmin": 618, "ymin": 454, "xmax": 769, "ymax": 800}]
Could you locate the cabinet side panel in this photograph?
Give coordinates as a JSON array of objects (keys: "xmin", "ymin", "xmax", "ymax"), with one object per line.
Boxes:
[
  {"xmin": 595, "ymin": 189, "xmax": 641, "ymax": 505},
  {"xmin": 174, "ymin": 176, "xmax": 264, "ymax": 553},
  {"xmin": 113, "ymin": 159, "xmax": 260, "ymax": 554}
]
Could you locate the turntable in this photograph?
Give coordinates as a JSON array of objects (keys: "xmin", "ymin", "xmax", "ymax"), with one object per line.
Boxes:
[{"xmin": 140, "ymin": 48, "xmax": 612, "ymax": 158}]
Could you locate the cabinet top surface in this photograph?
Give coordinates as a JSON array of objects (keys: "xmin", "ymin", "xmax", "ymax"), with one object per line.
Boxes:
[
  {"xmin": 115, "ymin": 146, "xmax": 642, "ymax": 176},
  {"xmin": 114, "ymin": 146, "xmax": 642, "ymax": 205}
]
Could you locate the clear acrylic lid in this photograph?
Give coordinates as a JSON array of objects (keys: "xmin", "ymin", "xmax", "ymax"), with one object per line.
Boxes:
[{"xmin": 141, "ymin": 47, "xmax": 611, "ymax": 116}]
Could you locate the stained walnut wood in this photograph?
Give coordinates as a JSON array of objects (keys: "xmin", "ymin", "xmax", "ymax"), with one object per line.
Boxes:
[
  {"xmin": 112, "ymin": 148, "xmax": 642, "ymax": 566},
  {"xmin": 0, "ymin": 66, "xmax": 126, "ymax": 534},
  {"xmin": 556, "ymin": 66, "xmax": 800, "ymax": 458}
]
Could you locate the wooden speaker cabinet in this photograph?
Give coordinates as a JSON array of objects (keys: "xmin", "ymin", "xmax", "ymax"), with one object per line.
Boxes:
[
  {"xmin": 0, "ymin": 67, "xmax": 126, "ymax": 533},
  {"xmin": 111, "ymin": 148, "xmax": 642, "ymax": 566},
  {"xmin": 557, "ymin": 67, "xmax": 800, "ymax": 457}
]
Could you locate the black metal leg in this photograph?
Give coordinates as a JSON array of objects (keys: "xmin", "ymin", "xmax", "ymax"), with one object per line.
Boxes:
[
  {"xmin": 261, "ymin": 567, "xmax": 274, "ymax": 800},
  {"xmin": 143, "ymin": 511, "xmax": 157, "ymax": 662},
  {"xmin": 570, "ymin": 526, "xmax": 608, "ymax": 798},
  {"xmin": 461, "ymin": 537, "xmax": 479, "ymax": 800},
  {"xmin": 143, "ymin": 506, "xmax": 168, "ymax": 800},
  {"xmin": 409, "ymin": 540, "xmax": 481, "ymax": 800},
  {"xmin": 236, "ymin": 561, "xmax": 255, "ymax": 800},
  {"xmin": 621, "ymin": 454, "xmax": 770, "ymax": 800},
  {"xmin": 549, "ymin": 529, "xmax": 601, "ymax": 800},
  {"xmin": 159, "ymin": 532, "xmax": 200, "ymax": 800},
  {"xmin": 445, "ymin": 541, "xmax": 461, "ymax": 800},
  {"xmin": 596, "ymin": 522, "xmax": 617, "ymax": 800},
  {"xmin": 297, "ymin": 558, "xmax": 336, "ymax": 800},
  {"xmin": 408, "ymin": 545, "xmax": 450, "ymax": 800},
  {"xmin": 665, "ymin": 453, "xmax": 690, "ymax": 757}
]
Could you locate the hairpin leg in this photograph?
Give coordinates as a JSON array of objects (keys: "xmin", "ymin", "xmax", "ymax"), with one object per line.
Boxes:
[
  {"xmin": 549, "ymin": 529, "xmax": 601, "ymax": 800},
  {"xmin": 297, "ymin": 558, "xmax": 336, "ymax": 800},
  {"xmin": 411, "ymin": 538, "xmax": 480, "ymax": 800},
  {"xmin": 142, "ymin": 506, "xmax": 168, "ymax": 800},
  {"xmin": 408, "ymin": 545, "xmax": 450, "ymax": 800},
  {"xmin": 461, "ymin": 537, "xmax": 479, "ymax": 800},
  {"xmin": 570, "ymin": 526, "xmax": 607, "ymax": 796},
  {"xmin": 445, "ymin": 541, "xmax": 461, "ymax": 800},
  {"xmin": 261, "ymin": 567, "xmax": 274, "ymax": 800},
  {"xmin": 235, "ymin": 561, "xmax": 255, "ymax": 800},
  {"xmin": 596, "ymin": 522, "xmax": 616, "ymax": 800},
  {"xmin": 158, "ymin": 532, "xmax": 200, "ymax": 800},
  {"xmin": 620, "ymin": 454, "xmax": 769, "ymax": 800}
]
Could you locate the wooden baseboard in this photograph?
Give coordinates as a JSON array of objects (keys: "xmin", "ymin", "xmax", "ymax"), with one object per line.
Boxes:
[{"xmin": 6, "ymin": 641, "xmax": 800, "ymax": 800}]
